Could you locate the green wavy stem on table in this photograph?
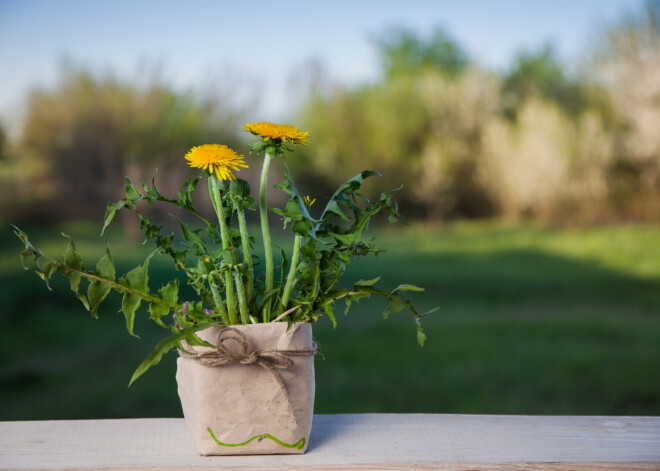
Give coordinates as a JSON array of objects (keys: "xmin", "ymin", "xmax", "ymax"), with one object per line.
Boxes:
[
  {"xmin": 207, "ymin": 427, "xmax": 306, "ymax": 450},
  {"xmin": 259, "ymin": 152, "xmax": 274, "ymax": 322},
  {"xmin": 210, "ymin": 175, "xmax": 238, "ymax": 325}
]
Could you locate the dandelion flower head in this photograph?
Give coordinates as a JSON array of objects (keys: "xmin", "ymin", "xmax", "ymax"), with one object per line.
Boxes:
[
  {"xmin": 185, "ymin": 144, "xmax": 248, "ymax": 181},
  {"xmin": 242, "ymin": 121, "xmax": 309, "ymax": 146}
]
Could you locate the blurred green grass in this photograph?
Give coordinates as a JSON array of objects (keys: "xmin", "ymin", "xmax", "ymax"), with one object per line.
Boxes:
[{"xmin": 1, "ymin": 221, "xmax": 659, "ymax": 419}]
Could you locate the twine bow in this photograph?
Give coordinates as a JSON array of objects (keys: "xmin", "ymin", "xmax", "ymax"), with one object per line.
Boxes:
[{"xmin": 178, "ymin": 327, "xmax": 318, "ymax": 396}]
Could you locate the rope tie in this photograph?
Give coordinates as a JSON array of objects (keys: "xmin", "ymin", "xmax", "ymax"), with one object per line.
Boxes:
[{"xmin": 178, "ymin": 322, "xmax": 318, "ymax": 396}]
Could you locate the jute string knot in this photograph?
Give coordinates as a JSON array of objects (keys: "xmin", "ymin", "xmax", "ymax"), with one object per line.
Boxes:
[{"xmin": 178, "ymin": 324, "xmax": 318, "ymax": 397}]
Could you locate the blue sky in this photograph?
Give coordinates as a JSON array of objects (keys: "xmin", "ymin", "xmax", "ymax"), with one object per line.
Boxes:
[{"xmin": 0, "ymin": 0, "xmax": 641, "ymax": 132}]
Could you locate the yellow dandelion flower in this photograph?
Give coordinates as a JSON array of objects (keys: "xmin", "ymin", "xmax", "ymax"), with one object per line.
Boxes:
[
  {"xmin": 303, "ymin": 196, "xmax": 316, "ymax": 208},
  {"xmin": 242, "ymin": 121, "xmax": 309, "ymax": 146},
  {"xmin": 185, "ymin": 144, "xmax": 248, "ymax": 181}
]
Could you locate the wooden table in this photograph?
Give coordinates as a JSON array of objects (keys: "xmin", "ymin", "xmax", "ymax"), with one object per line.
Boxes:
[{"xmin": 1, "ymin": 414, "xmax": 659, "ymax": 470}]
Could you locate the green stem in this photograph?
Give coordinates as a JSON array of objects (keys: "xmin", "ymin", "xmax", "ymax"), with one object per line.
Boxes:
[
  {"xmin": 235, "ymin": 204, "xmax": 254, "ymax": 305},
  {"xmin": 209, "ymin": 281, "xmax": 229, "ymax": 325},
  {"xmin": 259, "ymin": 152, "xmax": 274, "ymax": 322},
  {"xmin": 280, "ymin": 233, "xmax": 301, "ymax": 311},
  {"xmin": 210, "ymin": 175, "xmax": 238, "ymax": 325},
  {"xmin": 33, "ymin": 253, "xmax": 178, "ymax": 311},
  {"xmin": 233, "ymin": 270, "xmax": 249, "ymax": 324}
]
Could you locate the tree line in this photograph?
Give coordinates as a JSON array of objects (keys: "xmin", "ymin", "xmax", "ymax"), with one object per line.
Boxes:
[{"xmin": 2, "ymin": 1, "xmax": 659, "ymax": 224}]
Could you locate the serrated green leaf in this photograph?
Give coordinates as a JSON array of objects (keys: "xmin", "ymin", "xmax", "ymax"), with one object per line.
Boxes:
[
  {"xmin": 125, "ymin": 177, "xmax": 140, "ymax": 200},
  {"xmin": 259, "ymin": 287, "xmax": 282, "ymax": 310},
  {"xmin": 140, "ymin": 177, "xmax": 150, "ymax": 193},
  {"xmin": 129, "ymin": 323, "xmax": 211, "ymax": 386},
  {"xmin": 172, "ymin": 216, "xmax": 206, "ymax": 254},
  {"xmin": 393, "ymin": 284, "xmax": 425, "ymax": 293},
  {"xmin": 121, "ymin": 292, "xmax": 142, "ymax": 336},
  {"xmin": 273, "ymin": 179, "xmax": 292, "ymax": 196},
  {"xmin": 149, "ymin": 281, "xmax": 179, "ymax": 328},
  {"xmin": 323, "ymin": 200, "xmax": 350, "ymax": 222},
  {"xmin": 87, "ymin": 252, "xmax": 116, "ymax": 318},
  {"xmin": 323, "ymin": 304, "xmax": 337, "ymax": 328},
  {"xmin": 178, "ymin": 176, "xmax": 201, "ymax": 209},
  {"xmin": 344, "ymin": 297, "xmax": 351, "ymax": 316},
  {"xmin": 280, "ymin": 162, "xmax": 319, "ymax": 224},
  {"xmin": 330, "ymin": 232, "xmax": 358, "ymax": 246},
  {"xmin": 13, "ymin": 225, "xmax": 39, "ymax": 269},
  {"xmin": 381, "ymin": 306, "xmax": 390, "ymax": 319},
  {"xmin": 354, "ymin": 277, "xmax": 381, "ymax": 287},
  {"xmin": 282, "ymin": 199, "xmax": 304, "ymax": 221},
  {"xmin": 417, "ymin": 327, "xmax": 427, "ymax": 347},
  {"xmin": 292, "ymin": 219, "xmax": 310, "ymax": 237},
  {"xmin": 387, "ymin": 296, "xmax": 406, "ymax": 315},
  {"xmin": 62, "ymin": 234, "xmax": 89, "ymax": 310},
  {"xmin": 62, "ymin": 234, "xmax": 83, "ymax": 270},
  {"xmin": 19, "ymin": 247, "xmax": 37, "ymax": 269},
  {"xmin": 329, "ymin": 170, "xmax": 382, "ymax": 203},
  {"xmin": 36, "ymin": 258, "xmax": 56, "ymax": 290},
  {"xmin": 349, "ymin": 290, "xmax": 371, "ymax": 302},
  {"xmin": 101, "ymin": 201, "xmax": 126, "ymax": 236},
  {"xmin": 421, "ymin": 307, "xmax": 441, "ymax": 316},
  {"xmin": 300, "ymin": 241, "xmax": 318, "ymax": 259},
  {"xmin": 119, "ymin": 251, "xmax": 156, "ymax": 336},
  {"xmin": 125, "ymin": 251, "xmax": 153, "ymax": 293}
]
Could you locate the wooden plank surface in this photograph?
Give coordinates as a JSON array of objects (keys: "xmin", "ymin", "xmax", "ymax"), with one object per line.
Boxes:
[{"xmin": 1, "ymin": 414, "xmax": 659, "ymax": 470}]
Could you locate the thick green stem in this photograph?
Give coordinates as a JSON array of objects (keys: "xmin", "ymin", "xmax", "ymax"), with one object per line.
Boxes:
[
  {"xmin": 209, "ymin": 281, "xmax": 229, "ymax": 325},
  {"xmin": 233, "ymin": 270, "xmax": 249, "ymax": 324},
  {"xmin": 235, "ymin": 205, "xmax": 254, "ymax": 305},
  {"xmin": 210, "ymin": 176, "xmax": 238, "ymax": 324},
  {"xmin": 259, "ymin": 152, "xmax": 274, "ymax": 321},
  {"xmin": 280, "ymin": 233, "xmax": 301, "ymax": 311}
]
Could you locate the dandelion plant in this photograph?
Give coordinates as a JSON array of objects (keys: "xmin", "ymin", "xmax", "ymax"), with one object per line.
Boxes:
[{"xmin": 13, "ymin": 121, "xmax": 436, "ymax": 384}]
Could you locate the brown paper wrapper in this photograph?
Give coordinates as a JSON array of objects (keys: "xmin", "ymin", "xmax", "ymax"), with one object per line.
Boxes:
[{"xmin": 176, "ymin": 322, "xmax": 315, "ymax": 456}]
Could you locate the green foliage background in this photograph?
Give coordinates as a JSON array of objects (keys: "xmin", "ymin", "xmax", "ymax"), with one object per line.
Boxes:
[
  {"xmin": 1, "ymin": 2, "xmax": 660, "ymax": 419},
  {"xmin": 1, "ymin": 222, "xmax": 659, "ymax": 418}
]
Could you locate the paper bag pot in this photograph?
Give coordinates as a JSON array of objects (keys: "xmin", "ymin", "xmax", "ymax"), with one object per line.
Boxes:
[{"xmin": 176, "ymin": 322, "xmax": 316, "ymax": 456}]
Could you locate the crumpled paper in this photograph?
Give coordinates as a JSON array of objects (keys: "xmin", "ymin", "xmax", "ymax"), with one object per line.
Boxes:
[{"xmin": 176, "ymin": 322, "xmax": 315, "ymax": 455}]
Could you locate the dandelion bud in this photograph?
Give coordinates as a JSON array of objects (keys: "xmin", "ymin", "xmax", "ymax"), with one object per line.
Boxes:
[{"xmin": 229, "ymin": 179, "xmax": 251, "ymax": 197}]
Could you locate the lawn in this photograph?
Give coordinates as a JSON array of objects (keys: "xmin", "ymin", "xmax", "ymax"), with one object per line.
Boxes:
[{"xmin": 0, "ymin": 220, "xmax": 659, "ymax": 420}]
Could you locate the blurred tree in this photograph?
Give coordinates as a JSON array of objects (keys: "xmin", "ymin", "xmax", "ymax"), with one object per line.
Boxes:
[
  {"xmin": 376, "ymin": 27, "xmax": 469, "ymax": 80},
  {"xmin": 0, "ymin": 124, "xmax": 6, "ymax": 161},
  {"xmin": 294, "ymin": 6, "xmax": 660, "ymax": 224},
  {"xmin": 592, "ymin": 0, "xmax": 660, "ymax": 217},
  {"xmin": 17, "ymin": 64, "xmax": 247, "ymax": 220},
  {"xmin": 501, "ymin": 44, "xmax": 595, "ymax": 119},
  {"xmin": 299, "ymin": 28, "xmax": 495, "ymax": 220}
]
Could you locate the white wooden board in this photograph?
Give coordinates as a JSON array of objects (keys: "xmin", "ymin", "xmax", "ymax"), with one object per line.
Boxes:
[{"xmin": 1, "ymin": 414, "xmax": 659, "ymax": 470}]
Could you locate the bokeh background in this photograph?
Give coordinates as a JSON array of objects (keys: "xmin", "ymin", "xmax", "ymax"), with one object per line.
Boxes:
[{"xmin": 1, "ymin": 0, "xmax": 659, "ymax": 420}]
